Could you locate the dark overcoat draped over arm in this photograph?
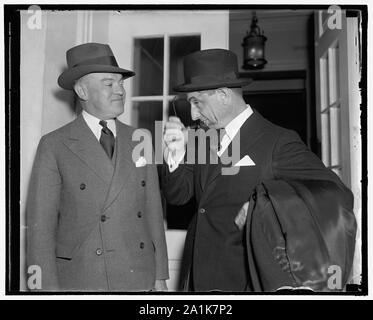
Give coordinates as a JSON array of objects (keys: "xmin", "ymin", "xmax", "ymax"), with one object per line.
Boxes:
[{"xmin": 245, "ymin": 179, "xmax": 356, "ymax": 292}]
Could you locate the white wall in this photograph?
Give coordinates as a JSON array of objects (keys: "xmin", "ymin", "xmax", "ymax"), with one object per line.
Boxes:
[
  {"xmin": 20, "ymin": 10, "xmax": 48, "ymax": 291},
  {"xmin": 20, "ymin": 10, "xmax": 78, "ymax": 290}
]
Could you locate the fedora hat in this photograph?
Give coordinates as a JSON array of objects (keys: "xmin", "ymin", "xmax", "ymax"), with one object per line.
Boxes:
[
  {"xmin": 58, "ymin": 42, "xmax": 135, "ymax": 90},
  {"xmin": 173, "ymin": 48, "xmax": 252, "ymax": 92}
]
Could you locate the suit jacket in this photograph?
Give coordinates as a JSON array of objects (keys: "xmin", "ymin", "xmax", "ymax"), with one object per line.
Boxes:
[
  {"xmin": 162, "ymin": 110, "xmax": 352, "ymax": 291},
  {"xmin": 246, "ymin": 179, "xmax": 356, "ymax": 292},
  {"xmin": 26, "ymin": 114, "xmax": 169, "ymax": 291}
]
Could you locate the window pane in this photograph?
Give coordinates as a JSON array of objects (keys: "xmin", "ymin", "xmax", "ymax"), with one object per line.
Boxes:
[
  {"xmin": 166, "ymin": 95, "xmax": 197, "ymax": 230},
  {"xmin": 169, "ymin": 35, "xmax": 201, "ymax": 95},
  {"xmin": 133, "ymin": 38, "xmax": 164, "ymax": 96},
  {"xmin": 166, "ymin": 200, "xmax": 196, "ymax": 230},
  {"xmin": 134, "ymin": 101, "xmax": 163, "ymax": 148}
]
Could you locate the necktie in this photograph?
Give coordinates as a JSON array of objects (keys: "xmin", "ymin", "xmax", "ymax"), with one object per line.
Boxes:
[
  {"xmin": 219, "ymin": 128, "xmax": 227, "ymax": 150},
  {"xmin": 215, "ymin": 128, "xmax": 228, "ymax": 156},
  {"xmin": 99, "ymin": 120, "xmax": 115, "ymax": 158},
  {"xmin": 208, "ymin": 129, "xmax": 226, "ymax": 165},
  {"xmin": 208, "ymin": 128, "xmax": 225, "ymax": 152}
]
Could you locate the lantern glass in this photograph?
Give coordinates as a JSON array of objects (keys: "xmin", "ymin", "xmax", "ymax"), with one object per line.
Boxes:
[
  {"xmin": 242, "ymin": 13, "xmax": 267, "ymax": 70},
  {"xmin": 243, "ymin": 35, "xmax": 267, "ymax": 69}
]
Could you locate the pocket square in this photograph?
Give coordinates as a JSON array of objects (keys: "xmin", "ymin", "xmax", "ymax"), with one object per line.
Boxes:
[
  {"xmin": 135, "ymin": 156, "xmax": 147, "ymax": 167},
  {"xmin": 233, "ymin": 155, "xmax": 255, "ymax": 167}
]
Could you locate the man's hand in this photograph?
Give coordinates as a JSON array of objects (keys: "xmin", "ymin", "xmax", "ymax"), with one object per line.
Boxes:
[
  {"xmin": 163, "ymin": 116, "xmax": 187, "ymax": 164},
  {"xmin": 153, "ymin": 279, "xmax": 168, "ymax": 291},
  {"xmin": 234, "ymin": 201, "xmax": 249, "ymax": 230}
]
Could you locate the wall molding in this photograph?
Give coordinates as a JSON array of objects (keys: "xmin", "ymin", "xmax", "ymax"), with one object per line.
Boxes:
[{"xmin": 76, "ymin": 11, "xmax": 93, "ymax": 45}]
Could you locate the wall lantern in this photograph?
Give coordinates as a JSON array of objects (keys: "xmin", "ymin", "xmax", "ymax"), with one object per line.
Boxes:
[{"xmin": 242, "ymin": 12, "xmax": 267, "ymax": 70}]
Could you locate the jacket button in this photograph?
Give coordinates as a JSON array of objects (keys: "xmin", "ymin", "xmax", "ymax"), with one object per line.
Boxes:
[
  {"xmin": 140, "ymin": 242, "xmax": 145, "ymax": 249},
  {"xmin": 141, "ymin": 180, "xmax": 146, "ymax": 187},
  {"xmin": 199, "ymin": 208, "xmax": 206, "ymax": 214},
  {"xmin": 80, "ymin": 183, "xmax": 86, "ymax": 190},
  {"xmin": 96, "ymin": 248, "xmax": 103, "ymax": 256},
  {"xmin": 100, "ymin": 215, "xmax": 107, "ymax": 222},
  {"xmin": 137, "ymin": 211, "xmax": 142, "ymax": 218}
]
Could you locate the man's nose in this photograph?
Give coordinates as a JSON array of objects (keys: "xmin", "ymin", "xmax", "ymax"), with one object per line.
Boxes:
[{"xmin": 114, "ymin": 83, "xmax": 125, "ymax": 96}]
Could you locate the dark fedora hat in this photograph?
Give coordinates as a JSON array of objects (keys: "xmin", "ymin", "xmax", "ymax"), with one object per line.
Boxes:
[
  {"xmin": 58, "ymin": 42, "xmax": 135, "ymax": 90},
  {"xmin": 173, "ymin": 48, "xmax": 252, "ymax": 92}
]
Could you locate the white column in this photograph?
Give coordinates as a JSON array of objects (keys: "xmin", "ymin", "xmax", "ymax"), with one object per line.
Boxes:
[
  {"xmin": 347, "ymin": 17, "xmax": 362, "ymax": 285},
  {"xmin": 20, "ymin": 10, "xmax": 48, "ymax": 291}
]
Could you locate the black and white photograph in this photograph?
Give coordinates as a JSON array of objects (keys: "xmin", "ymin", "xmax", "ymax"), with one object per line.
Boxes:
[{"xmin": 3, "ymin": 1, "xmax": 368, "ymax": 304}]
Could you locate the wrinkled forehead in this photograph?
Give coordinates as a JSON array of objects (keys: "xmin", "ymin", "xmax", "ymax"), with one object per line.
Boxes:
[{"xmin": 186, "ymin": 90, "xmax": 215, "ymax": 102}]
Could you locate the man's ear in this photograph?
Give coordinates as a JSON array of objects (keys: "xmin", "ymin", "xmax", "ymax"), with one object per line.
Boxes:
[
  {"xmin": 216, "ymin": 87, "xmax": 231, "ymax": 105},
  {"xmin": 73, "ymin": 81, "xmax": 88, "ymax": 101}
]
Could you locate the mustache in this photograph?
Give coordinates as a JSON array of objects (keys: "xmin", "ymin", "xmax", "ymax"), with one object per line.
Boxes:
[{"xmin": 189, "ymin": 120, "xmax": 209, "ymax": 130}]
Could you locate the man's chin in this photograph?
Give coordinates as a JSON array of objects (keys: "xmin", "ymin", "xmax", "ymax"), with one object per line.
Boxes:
[
  {"xmin": 198, "ymin": 122, "xmax": 210, "ymax": 130},
  {"xmin": 200, "ymin": 119, "xmax": 213, "ymax": 128},
  {"xmin": 111, "ymin": 102, "xmax": 124, "ymax": 113},
  {"xmin": 205, "ymin": 123, "xmax": 220, "ymax": 129}
]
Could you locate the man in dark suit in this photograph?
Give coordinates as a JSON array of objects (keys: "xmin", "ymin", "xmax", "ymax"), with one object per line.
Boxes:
[
  {"xmin": 26, "ymin": 43, "xmax": 169, "ymax": 291},
  {"xmin": 162, "ymin": 49, "xmax": 352, "ymax": 291}
]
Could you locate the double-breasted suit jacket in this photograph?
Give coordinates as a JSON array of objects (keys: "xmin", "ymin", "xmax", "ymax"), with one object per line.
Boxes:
[
  {"xmin": 27, "ymin": 115, "xmax": 169, "ymax": 291},
  {"xmin": 162, "ymin": 110, "xmax": 352, "ymax": 291}
]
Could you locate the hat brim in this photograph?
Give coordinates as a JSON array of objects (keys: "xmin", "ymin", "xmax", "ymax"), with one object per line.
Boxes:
[
  {"xmin": 58, "ymin": 65, "xmax": 136, "ymax": 90},
  {"xmin": 173, "ymin": 78, "xmax": 253, "ymax": 93}
]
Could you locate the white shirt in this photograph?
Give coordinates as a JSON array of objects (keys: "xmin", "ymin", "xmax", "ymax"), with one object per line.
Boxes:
[
  {"xmin": 167, "ymin": 105, "xmax": 253, "ymax": 172},
  {"xmin": 217, "ymin": 105, "xmax": 253, "ymax": 157},
  {"xmin": 82, "ymin": 110, "xmax": 117, "ymax": 140}
]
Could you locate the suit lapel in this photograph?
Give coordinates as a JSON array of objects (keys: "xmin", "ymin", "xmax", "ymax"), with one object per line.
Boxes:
[
  {"xmin": 199, "ymin": 163, "xmax": 210, "ymax": 193},
  {"xmin": 204, "ymin": 148, "xmax": 222, "ymax": 189},
  {"xmin": 200, "ymin": 110, "xmax": 265, "ymax": 203},
  {"xmin": 63, "ymin": 115, "xmax": 114, "ymax": 186},
  {"xmin": 199, "ymin": 130, "xmax": 222, "ymax": 202},
  {"xmin": 236, "ymin": 110, "xmax": 266, "ymax": 158},
  {"xmin": 102, "ymin": 120, "xmax": 134, "ymax": 212}
]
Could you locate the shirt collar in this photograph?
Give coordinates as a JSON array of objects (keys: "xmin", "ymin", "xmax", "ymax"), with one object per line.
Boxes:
[
  {"xmin": 224, "ymin": 105, "xmax": 253, "ymax": 141},
  {"xmin": 82, "ymin": 110, "xmax": 117, "ymax": 140},
  {"xmin": 217, "ymin": 105, "xmax": 253, "ymax": 157}
]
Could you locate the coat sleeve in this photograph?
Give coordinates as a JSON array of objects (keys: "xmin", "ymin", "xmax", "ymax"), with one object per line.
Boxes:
[
  {"xmin": 271, "ymin": 129, "xmax": 353, "ymax": 206},
  {"xmin": 26, "ymin": 135, "xmax": 61, "ymax": 291},
  {"xmin": 145, "ymin": 160, "xmax": 169, "ymax": 280},
  {"xmin": 161, "ymin": 161, "xmax": 195, "ymax": 206}
]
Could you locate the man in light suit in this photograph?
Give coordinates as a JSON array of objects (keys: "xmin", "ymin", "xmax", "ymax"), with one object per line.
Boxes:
[
  {"xmin": 26, "ymin": 42, "xmax": 169, "ymax": 291},
  {"xmin": 162, "ymin": 49, "xmax": 353, "ymax": 291}
]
